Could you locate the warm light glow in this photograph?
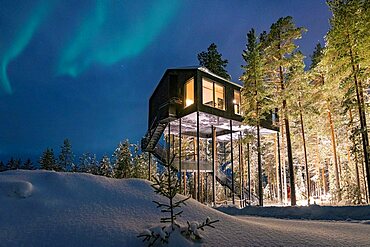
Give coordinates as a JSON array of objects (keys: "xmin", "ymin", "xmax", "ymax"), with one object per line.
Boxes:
[
  {"xmin": 184, "ymin": 77, "xmax": 194, "ymax": 108},
  {"xmin": 202, "ymin": 78, "xmax": 214, "ymax": 107},
  {"xmin": 234, "ymin": 90, "xmax": 241, "ymax": 115},
  {"xmin": 202, "ymin": 77, "xmax": 225, "ymax": 110},
  {"xmin": 215, "ymin": 83, "xmax": 225, "ymax": 110},
  {"xmin": 186, "ymin": 99, "xmax": 194, "ymax": 107}
]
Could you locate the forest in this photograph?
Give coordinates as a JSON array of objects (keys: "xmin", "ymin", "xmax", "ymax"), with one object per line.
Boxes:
[{"xmin": 239, "ymin": 0, "xmax": 370, "ymax": 205}]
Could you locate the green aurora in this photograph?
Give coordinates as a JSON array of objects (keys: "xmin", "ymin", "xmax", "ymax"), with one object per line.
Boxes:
[
  {"xmin": 0, "ymin": 0, "xmax": 181, "ymax": 93},
  {"xmin": 0, "ymin": 1, "xmax": 55, "ymax": 94},
  {"xmin": 57, "ymin": 0, "xmax": 181, "ymax": 77}
]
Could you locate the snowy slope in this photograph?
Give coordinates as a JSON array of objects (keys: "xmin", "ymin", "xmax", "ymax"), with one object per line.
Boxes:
[{"xmin": 0, "ymin": 170, "xmax": 369, "ymax": 247}]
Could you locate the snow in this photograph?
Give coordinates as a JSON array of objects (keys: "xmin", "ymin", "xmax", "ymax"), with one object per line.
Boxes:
[
  {"xmin": 217, "ymin": 204, "xmax": 370, "ymax": 221},
  {"xmin": 1, "ymin": 170, "xmax": 369, "ymax": 246},
  {"xmin": 0, "ymin": 177, "xmax": 33, "ymax": 198}
]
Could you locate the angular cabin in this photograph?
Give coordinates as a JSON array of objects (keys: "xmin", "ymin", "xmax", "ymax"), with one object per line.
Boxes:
[{"xmin": 142, "ymin": 66, "xmax": 277, "ymax": 205}]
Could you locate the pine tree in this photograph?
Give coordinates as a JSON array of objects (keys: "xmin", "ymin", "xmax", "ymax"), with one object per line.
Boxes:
[
  {"xmin": 138, "ymin": 152, "xmax": 218, "ymax": 245},
  {"xmin": 22, "ymin": 158, "xmax": 34, "ymax": 170},
  {"xmin": 309, "ymin": 42, "xmax": 344, "ymax": 201},
  {"xmin": 197, "ymin": 43, "xmax": 231, "ymax": 80},
  {"xmin": 78, "ymin": 153, "xmax": 90, "ymax": 173},
  {"xmin": 6, "ymin": 158, "xmax": 14, "ymax": 170},
  {"xmin": 6, "ymin": 157, "xmax": 21, "ymax": 170},
  {"xmin": 325, "ymin": 0, "xmax": 370, "ymax": 201},
  {"xmin": 241, "ymin": 28, "xmax": 272, "ymax": 206},
  {"xmin": 89, "ymin": 153, "xmax": 99, "ymax": 175},
  {"xmin": 131, "ymin": 144, "xmax": 149, "ymax": 179},
  {"xmin": 58, "ymin": 139, "xmax": 74, "ymax": 172},
  {"xmin": 286, "ymin": 51, "xmax": 312, "ymax": 204},
  {"xmin": 263, "ymin": 16, "xmax": 306, "ymax": 206},
  {"xmin": 79, "ymin": 152, "xmax": 99, "ymax": 174},
  {"xmin": 0, "ymin": 161, "xmax": 6, "ymax": 172},
  {"xmin": 99, "ymin": 155, "xmax": 113, "ymax": 177},
  {"xmin": 112, "ymin": 140, "xmax": 132, "ymax": 179},
  {"xmin": 39, "ymin": 148, "xmax": 57, "ymax": 170}
]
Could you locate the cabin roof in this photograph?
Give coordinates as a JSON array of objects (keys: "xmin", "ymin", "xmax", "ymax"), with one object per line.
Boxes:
[{"xmin": 166, "ymin": 66, "xmax": 243, "ymax": 88}]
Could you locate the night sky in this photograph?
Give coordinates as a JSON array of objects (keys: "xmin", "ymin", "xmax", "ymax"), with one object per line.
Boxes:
[{"xmin": 0, "ymin": 0, "xmax": 331, "ymax": 161}]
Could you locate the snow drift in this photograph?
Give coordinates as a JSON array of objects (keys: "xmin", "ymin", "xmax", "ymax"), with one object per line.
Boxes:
[{"xmin": 0, "ymin": 170, "xmax": 369, "ymax": 246}]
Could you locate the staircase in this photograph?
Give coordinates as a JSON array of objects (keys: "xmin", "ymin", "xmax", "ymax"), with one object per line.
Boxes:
[
  {"xmin": 141, "ymin": 97, "xmax": 180, "ymax": 153},
  {"xmin": 216, "ymin": 166, "xmax": 259, "ymax": 203}
]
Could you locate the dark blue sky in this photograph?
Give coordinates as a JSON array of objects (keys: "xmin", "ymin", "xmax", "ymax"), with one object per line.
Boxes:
[{"xmin": 0, "ymin": 0, "xmax": 331, "ymax": 161}]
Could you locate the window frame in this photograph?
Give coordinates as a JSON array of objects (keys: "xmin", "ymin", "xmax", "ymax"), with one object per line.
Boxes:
[
  {"xmin": 202, "ymin": 78, "xmax": 214, "ymax": 107},
  {"xmin": 202, "ymin": 77, "xmax": 226, "ymax": 111},
  {"xmin": 184, "ymin": 77, "xmax": 194, "ymax": 108},
  {"xmin": 233, "ymin": 89, "xmax": 241, "ymax": 115}
]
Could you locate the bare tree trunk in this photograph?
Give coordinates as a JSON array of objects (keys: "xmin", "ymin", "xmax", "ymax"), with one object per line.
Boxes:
[
  {"xmin": 347, "ymin": 33, "xmax": 370, "ymax": 202},
  {"xmin": 254, "ymin": 78, "xmax": 263, "ymax": 207},
  {"xmin": 349, "ymin": 109, "xmax": 361, "ymax": 194},
  {"xmin": 257, "ymin": 124, "xmax": 263, "ymax": 206},
  {"xmin": 362, "ymin": 160, "xmax": 369, "ymax": 202},
  {"xmin": 280, "ymin": 117, "xmax": 288, "ymax": 204},
  {"xmin": 279, "ymin": 64, "xmax": 296, "ymax": 206},
  {"xmin": 299, "ymin": 101, "xmax": 310, "ymax": 205},
  {"xmin": 275, "ymin": 134, "xmax": 281, "ymax": 202},
  {"xmin": 316, "ymin": 134, "xmax": 326, "ymax": 195},
  {"xmin": 327, "ymin": 108, "xmax": 341, "ymax": 201}
]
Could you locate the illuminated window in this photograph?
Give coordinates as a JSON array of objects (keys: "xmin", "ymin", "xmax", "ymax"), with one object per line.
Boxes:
[
  {"xmin": 202, "ymin": 78, "xmax": 214, "ymax": 107},
  {"xmin": 202, "ymin": 77, "xmax": 225, "ymax": 111},
  {"xmin": 184, "ymin": 77, "xmax": 194, "ymax": 108},
  {"xmin": 233, "ymin": 90, "xmax": 241, "ymax": 115},
  {"xmin": 215, "ymin": 83, "xmax": 225, "ymax": 110}
]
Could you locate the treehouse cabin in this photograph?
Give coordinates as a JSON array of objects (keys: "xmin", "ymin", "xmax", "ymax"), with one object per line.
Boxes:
[{"xmin": 142, "ymin": 66, "xmax": 277, "ymax": 205}]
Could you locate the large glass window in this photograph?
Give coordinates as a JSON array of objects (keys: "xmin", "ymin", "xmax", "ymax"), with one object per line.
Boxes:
[
  {"xmin": 233, "ymin": 90, "xmax": 241, "ymax": 115},
  {"xmin": 202, "ymin": 77, "xmax": 225, "ymax": 111},
  {"xmin": 184, "ymin": 77, "xmax": 194, "ymax": 108},
  {"xmin": 202, "ymin": 78, "xmax": 214, "ymax": 107},
  {"xmin": 215, "ymin": 83, "xmax": 225, "ymax": 110}
]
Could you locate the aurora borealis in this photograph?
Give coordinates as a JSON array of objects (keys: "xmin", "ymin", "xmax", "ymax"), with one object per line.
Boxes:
[
  {"xmin": 0, "ymin": 0, "xmax": 180, "ymax": 92},
  {"xmin": 57, "ymin": 0, "xmax": 180, "ymax": 77},
  {"xmin": 0, "ymin": 1, "xmax": 55, "ymax": 94},
  {"xmin": 0, "ymin": 0, "xmax": 331, "ymax": 160}
]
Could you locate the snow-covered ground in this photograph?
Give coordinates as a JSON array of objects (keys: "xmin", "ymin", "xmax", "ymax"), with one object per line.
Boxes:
[
  {"xmin": 217, "ymin": 204, "xmax": 370, "ymax": 221},
  {"xmin": 0, "ymin": 170, "xmax": 369, "ymax": 246}
]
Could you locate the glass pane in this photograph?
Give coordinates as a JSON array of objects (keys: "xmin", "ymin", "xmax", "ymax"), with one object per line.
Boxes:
[
  {"xmin": 234, "ymin": 90, "xmax": 241, "ymax": 114},
  {"xmin": 184, "ymin": 78, "xmax": 194, "ymax": 108},
  {"xmin": 215, "ymin": 83, "xmax": 225, "ymax": 110},
  {"xmin": 202, "ymin": 78, "xmax": 214, "ymax": 107}
]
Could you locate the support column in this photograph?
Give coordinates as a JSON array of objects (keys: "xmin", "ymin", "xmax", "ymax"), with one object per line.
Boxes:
[
  {"xmin": 239, "ymin": 132, "xmax": 243, "ymax": 207},
  {"xmin": 184, "ymin": 171, "xmax": 187, "ymax": 194},
  {"xmin": 205, "ymin": 173, "xmax": 208, "ymax": 203},
  {"xmin": 197, "ymin": 111, "xmax": 200, "ymax": 201},
  {"xmin": 148, "ymin": 152, "xmax": 151, "ymax": 181},
  {"xmin": 193, "ymin": 172, "xmax": 197, "ymax": 199},
  {"xmin": 200, "ymin": 173, "xmax": 204, "ymax": 202},
  {"xmin": 230, "ymin": 119, "xmax": 235, "ymax": 204},
  {"xmin": 247, "ymin": 142, "xmax": 251, "ymax": 203},
  {"xmin": 168, "ymin": 123, "xmax": 171, "ymax": 162},
  {"xmin": 193, "ymin": 137, "xmax": 196, "ymax": 198},
  {"xmin": 212, "ymin": 126, "xmax": 216, "ymax": 205},
  {"xmin": 179, "ymin": 118, "xmax": 182, "ymax": 193}
]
